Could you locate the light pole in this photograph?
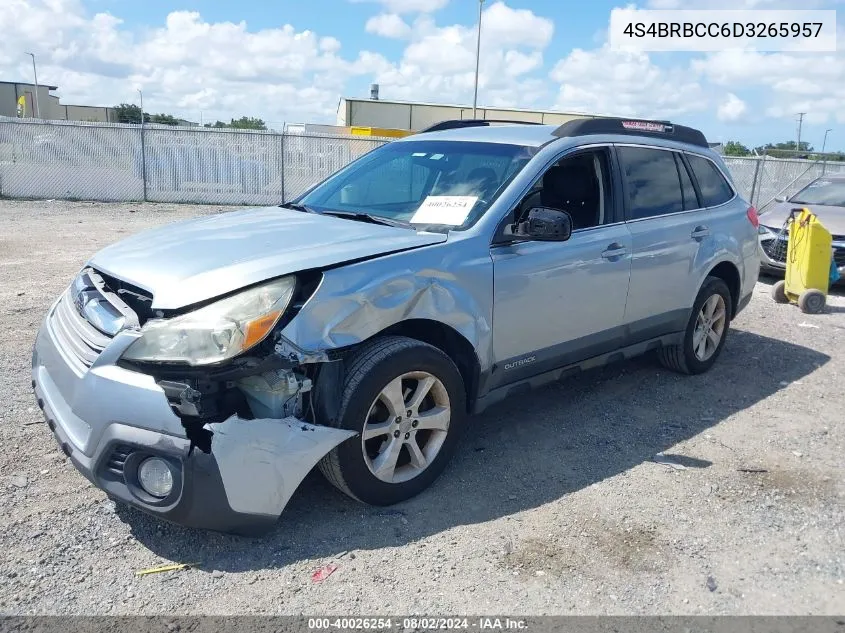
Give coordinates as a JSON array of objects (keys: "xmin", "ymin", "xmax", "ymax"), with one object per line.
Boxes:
[
  {"xmin": 137, "ymin": 88, "xmax": 148, "ymax": 201},
  {"xmin": 822, "ymin": 128, "xmax": 832, "ymax": 154},
  {"xmin": 472, "ymin": 0, "xmax": 484, "ymax": 119},
  {"xmin": 796, "ymin": 112, "xmax": 806, "ymax": 152},
  {"xmin": 25, "ymin": 52, "xmax": 40, "ymax": 119}
]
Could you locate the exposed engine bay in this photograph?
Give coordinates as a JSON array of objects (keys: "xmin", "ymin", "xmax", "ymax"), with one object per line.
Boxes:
[
  {"xmin": 102, "ymin": 267, "xmax": 344, "ymax": 456},
  {"xmin": 151, "ymin": 361, "xmax": 333, "ymax": 454}
]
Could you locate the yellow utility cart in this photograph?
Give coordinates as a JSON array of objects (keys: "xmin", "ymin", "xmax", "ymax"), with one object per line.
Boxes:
[{"xmin": 771, "ymin": 208, "xmax": 833, "ymax": 314}]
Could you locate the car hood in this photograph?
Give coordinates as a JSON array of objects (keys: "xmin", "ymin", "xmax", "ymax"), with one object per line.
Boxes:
[
  {"xmin": 89, "ymin": 207, "xmax": 447, "ymax": 310},
  {"xmin": 759, "ymin": 202, "xmax": 845, "ymax": 237}
]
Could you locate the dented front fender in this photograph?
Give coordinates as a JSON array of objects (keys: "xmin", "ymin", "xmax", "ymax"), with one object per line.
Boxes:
[{"xmin": 278, "ymin": 238, "xmax": 494, "ymax": 369}]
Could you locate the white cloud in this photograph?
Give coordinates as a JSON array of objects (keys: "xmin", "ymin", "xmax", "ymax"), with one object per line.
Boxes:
[
  {"xmin": 691, "ymin": 43, "xmax": 845, "ymax": 123},
  {"xmin": 320, "ymin": 36, "xmax": 342, "ymax": 53},
  {"xmin": 368, "ymin": 2, "xmax": 554, "ymax": 106},
  {"xmin": 481, "ymin": 2, "xmax": 554, "ymax": 49},
  {"xmin": 0, "ymin": 0, "xmax": 386, "ymax": 125},
  {"xmin": 550, "ymin": 45, "xmax": 708, "ymax": 118},
  {"xmin": 352, "ymin": 0, "xmax": 449, "ymax": 14},
  {"xmin": 717, "ymin": 93, "xmax": 748, "ymax": 122},
  {"xmin": 647, "ymin": 0, "xmax": 834, "ymax": 7},
  {"xmin": 0, "ymin": 0, "xmax": 556, "ymax": 124},
  {"xmin": 5, "ymin": 0, "xmax": 840, "ymax": 134},
  {"xmin": 366, "ymin": 13, "xmax": 412, "ymax": 38}
]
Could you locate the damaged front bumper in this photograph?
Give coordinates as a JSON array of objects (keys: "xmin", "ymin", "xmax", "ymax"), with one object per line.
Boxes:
[{"xmin": 31, "ymin": 314, "xmax": 354, "ymax": 534}]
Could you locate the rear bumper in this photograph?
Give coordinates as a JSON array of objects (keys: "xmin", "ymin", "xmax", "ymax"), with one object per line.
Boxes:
[{"xmin": 32, "ymin": 308, "xmax": 354, "ymax": 535}]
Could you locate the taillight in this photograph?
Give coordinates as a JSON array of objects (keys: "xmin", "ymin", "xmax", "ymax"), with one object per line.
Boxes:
[{"xmin": 746, "ymin": 205, "xmax": 759, "ymax": 228}]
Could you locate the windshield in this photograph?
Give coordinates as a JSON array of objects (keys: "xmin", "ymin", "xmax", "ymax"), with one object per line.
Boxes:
[
  {"xmin": 297, "ymin": 140, "xmax": 536, "ymax": 230},
  {"xmin": 791, "ymin": 179, "xmax": 845, "ymax": 206}
]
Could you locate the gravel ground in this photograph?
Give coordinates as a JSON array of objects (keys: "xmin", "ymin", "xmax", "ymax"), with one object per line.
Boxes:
[{"xmin": 0, "ymin": 199, "xmax": 843, "ymax": 615}]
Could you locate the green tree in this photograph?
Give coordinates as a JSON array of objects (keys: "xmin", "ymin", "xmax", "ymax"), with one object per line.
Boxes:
[
  {"xmin": 204, "ymin": 116, "xmax": 267, "ymax": 130},
  {"xmin": 723, "ymin": 141, "xmax": 751, "ymax": 156},
  {"xmin": 149, "ymin": 113, "xmax": 180, "ymax": 126},
  {"xmin": 229, "ymin": 116, "xmax": 266, "ymax": 130},
  {"xmin": 754, "ymin": 140, "xmax": 814, "ymax": 158},
  {"xmin": 114, "ymin": 103, "xmax": 146, "ymax": 124}
]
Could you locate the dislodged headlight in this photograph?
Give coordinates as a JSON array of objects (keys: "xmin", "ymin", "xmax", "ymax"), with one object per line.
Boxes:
[{"xmin": 122, "ymin": 277, "xmax": 295, "ymax": 365}]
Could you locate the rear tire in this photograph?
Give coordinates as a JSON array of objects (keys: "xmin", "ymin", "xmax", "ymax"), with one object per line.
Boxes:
[
  {"xmin": 658, "ymin": 276, "xmax": 732, "ymax": 375},
  {"xmin": 798, "ymin": 289, "xmax": 825, "ymax": 314},
  {"xmin": 771, "ymin": 280, "xmax": 789, "ymax": 304},
  {"xmin": 318, "ymin": 336, "xmax": 466, "ymax": 506}
]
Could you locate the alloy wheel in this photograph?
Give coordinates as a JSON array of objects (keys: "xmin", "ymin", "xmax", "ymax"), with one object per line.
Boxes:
[
  {"xmin": 693, "ymin": 294, "xmax": 727, "ymax": 362},
  {"xmin": 361, "ymin": 371, "xmax": 451, "ymax": 484}
]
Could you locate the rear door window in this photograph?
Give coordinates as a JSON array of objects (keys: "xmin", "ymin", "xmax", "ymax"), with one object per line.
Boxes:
[
  {"xmin": 618, "ymin": 147, "xmax": 685, "ymax": 220},
  {"xmin": 675, "ymin": 154, "xmax": 699, "ymax": 210},
  {"xmin": 686, "ymin": 154, "xmax": 734, "ymax": 207}
]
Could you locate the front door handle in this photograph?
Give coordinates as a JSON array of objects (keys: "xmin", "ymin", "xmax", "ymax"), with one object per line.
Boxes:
[
  {"xmin": 601, "ymin": 243, "xmax": 628, "ymax": 260},
  {"xmin": 691, "ymin": 225, "xmax": 710, "ymax": 241}
]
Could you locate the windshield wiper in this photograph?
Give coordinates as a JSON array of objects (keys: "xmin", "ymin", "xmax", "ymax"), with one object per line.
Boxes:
[
  {"xmin": 279, "ymin": 201, "xmax": 317, "ymax": 213},
  {"xmin": 321, "ymin": 210, "xmax": 413, "ymax": 229}
]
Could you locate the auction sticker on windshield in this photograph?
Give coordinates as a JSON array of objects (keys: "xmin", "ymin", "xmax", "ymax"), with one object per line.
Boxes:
[{"xmin": 410, "ymin": 196, "xmax": 478, "ymax": 226}]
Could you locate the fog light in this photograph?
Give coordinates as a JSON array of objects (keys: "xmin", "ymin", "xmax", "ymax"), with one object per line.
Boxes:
[{"xmin": 137, "ymin": 457, "xmax": 173, "ymax": 498}]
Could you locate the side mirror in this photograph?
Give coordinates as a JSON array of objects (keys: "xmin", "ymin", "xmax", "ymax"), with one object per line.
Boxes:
[
  {"xmin": 775, "ymin": 195, "xmax": 788, "ymax": 203},
  {"xmin": 513, "ymin": 207, "xmax": 572, "ymax": 242}
]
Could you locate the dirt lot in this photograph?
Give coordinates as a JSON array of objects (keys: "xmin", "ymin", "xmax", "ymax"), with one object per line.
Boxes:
[{"xmin": 0, "ymin": 199, "xmax": 843, "ymax": 615}]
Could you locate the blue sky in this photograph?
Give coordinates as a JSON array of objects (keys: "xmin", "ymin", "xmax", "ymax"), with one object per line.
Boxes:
[{"xmin": 1, "ymin": 0, "xmax": 844, "ymax": 151}]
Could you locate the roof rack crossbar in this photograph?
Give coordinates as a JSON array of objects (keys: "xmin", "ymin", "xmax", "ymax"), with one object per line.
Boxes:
[
  {"xmin": 421, "ymin": 119, "xmax": 543, "ymax": 133},
  {"xmin": 551, "ymin": 117, "xmax": 708, "ymax": 148}
]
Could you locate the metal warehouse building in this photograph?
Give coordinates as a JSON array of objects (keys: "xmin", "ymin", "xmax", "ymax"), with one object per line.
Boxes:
[
  {"xmin": 0, "ymin": 81, "xmax": 115, "ymax": 123},
  {"xmin": 336, "ymin": 90, "xmax": 600, "ymax": 133}
]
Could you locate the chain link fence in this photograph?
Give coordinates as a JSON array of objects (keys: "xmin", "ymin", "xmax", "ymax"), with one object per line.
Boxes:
[
  {"xmin": 0, "ymin": 117, "xmax": 386, "ymax": 205},
  {"xmin": 2, "ymin": 116, "xmax": 845, "ymax": 209},
  {"xmin": 724, "ymin": 155, "xmax": 845, "ymax": 212}
]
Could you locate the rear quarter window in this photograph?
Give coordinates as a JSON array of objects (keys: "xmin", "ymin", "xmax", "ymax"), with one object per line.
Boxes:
[{"xmin": 686, "ymin": 154, "xmax": 734, "ymax": 207}]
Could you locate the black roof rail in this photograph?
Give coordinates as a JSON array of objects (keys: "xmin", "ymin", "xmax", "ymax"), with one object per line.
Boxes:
[
  {"xmin": 421, "ymin": 119, "xmax": 544, "ymax": 133},
  {"xmin": 552, "ymin": 117, "xmax": 708, "ymax": 148}
]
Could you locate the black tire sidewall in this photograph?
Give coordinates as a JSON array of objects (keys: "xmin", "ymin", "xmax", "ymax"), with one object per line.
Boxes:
[
  {"xmin": 682, "ymin": 277, "xmax": 733, "ymax": 374},
  {"xmin": 334, "ymin": 343, "xmax": 467, "ymax": 505}
]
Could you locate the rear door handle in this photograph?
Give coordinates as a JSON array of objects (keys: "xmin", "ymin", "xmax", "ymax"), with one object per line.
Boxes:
[
  {"xmin": 691, "ymin": 225, "xmax": 710, "ymax": 241},
  {"xmin": 601, "ymin": 243, "xmax": 628, "ymax": 260}
]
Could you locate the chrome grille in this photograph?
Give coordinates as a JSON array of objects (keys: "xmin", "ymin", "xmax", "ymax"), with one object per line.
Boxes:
[
  {"xmin": 762, "ymin": 237, "xmax": 788, "ymax": 263},
  {"xmin": 764, "ymin": 233, "xmax": 845, "ymax": 268},
  {"xmin": 834, "ymin": 236, "xmax": 845, "ymax": 268},
  {"xmin": 47, "ymin": 268, "xmax": 139, "ymax": 369},
  {"xmin": 49, "ymin": 288, "xmax": 113, "ymax": 368}
]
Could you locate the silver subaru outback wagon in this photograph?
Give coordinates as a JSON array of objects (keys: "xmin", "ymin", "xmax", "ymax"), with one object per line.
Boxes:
[{"xmin": 32, "ymin": 118, "xmax": 761, "ymax": 534}]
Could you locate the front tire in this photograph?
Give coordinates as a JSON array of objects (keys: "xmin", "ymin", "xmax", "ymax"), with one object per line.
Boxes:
[
  {"xmin": 318, "ymin": 336, "xmax": 466, "ymax": 506},
  {"xmin": 658, "ymin": 276, "xmax": 732, "ymax": 375}
]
